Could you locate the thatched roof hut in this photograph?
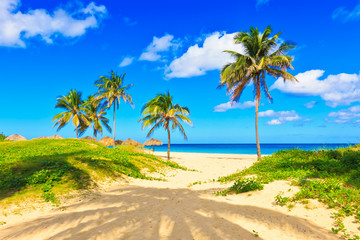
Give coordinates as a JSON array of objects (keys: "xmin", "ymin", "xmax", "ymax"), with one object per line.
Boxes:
[
  {"xmin": 144, "ymin": 138, "xmax": 163, "ymax": 151},
  {"xmin": 122, "ymin": 138, "xmax": 144, "ymax": 147},
  {"xmin": 5, "ymin": 134, "xmax": 27, "ymax": 141},
  {"xmin": 49, "ymin": 135, "xmax": 63, "ymax": 139},
  {"xmin": 99, "ymin": 136, "xmax": 114, "ymax": 146},
  {"xmin": 36, "ymin": 135, "xmax": 63, "ymax": 140},
  {"xmin": 82, "ymin": 136, "xmax": 96, "ymax": 141},
  {"xmin": 36, "ymin": 136, "xmax": 49, "ymax": 139},
  {"xmin": 115, "ymin": 140, "xmax": 123, "ymax": 145}
]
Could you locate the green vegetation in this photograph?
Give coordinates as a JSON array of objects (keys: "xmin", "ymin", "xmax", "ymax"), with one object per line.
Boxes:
[
  {"xmin": 218, "ymin": 146, "xmax": 360, "ymax": 239},
  {"xmin": 52, "ymin": 89, "xmax": 91, "ymax": 139},
  {"xmin": 139, "ymin": 91, "xmax": 192, "ymax": 160},
  {"xmin": 0, "ymin": 139, "xmax": 184, "ymax": 206},
  {"xmin": 219, "ymin": 26, "xmax": 297, "ymax": 159},
  {"xmin": 95, "ymin": 71, "xmax": 133, "ymax": 147},
  {"xmin": 0, "ymin": 132, "xmax": 6, "ymax": 141},
  {"xmin": 79, "ymin": 95, "xmax": 111, "ymax": 141}
]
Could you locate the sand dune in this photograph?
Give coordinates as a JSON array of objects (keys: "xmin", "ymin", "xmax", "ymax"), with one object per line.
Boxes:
[{"xmin": 0, "ymin": 152, "xmax": 344, "ymax": 240}]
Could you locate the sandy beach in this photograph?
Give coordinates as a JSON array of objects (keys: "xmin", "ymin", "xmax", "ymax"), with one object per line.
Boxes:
[{"xmin": 0, "ymin": 151, "xmax": 350, "ymax": 240}]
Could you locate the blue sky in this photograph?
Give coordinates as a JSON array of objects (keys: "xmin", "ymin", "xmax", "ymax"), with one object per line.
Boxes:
[{"xmin": 0, "ymin": 0, "xmax": 360, "ymax": 144}]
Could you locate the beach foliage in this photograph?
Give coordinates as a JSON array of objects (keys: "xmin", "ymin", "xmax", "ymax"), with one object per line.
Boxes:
[
  {"xmin": 79, "ymin": 96, "xmax": 112, "ymax": 140},
  {"xmin": 0, "ymin": 132, "xmax": 6, "ymax": 141},
  {"xmin": 95, "ymin": 71, "xmax": 133, "ymax": 147},
  {"xmin": 219, "ymin": 146, "xmax": 360, "ymax": 238},
  {"xmin": 52, "ymin": 90, "xmax": 91, "ymax": 139},
  {"xmin": 139, "ymin": 91, "xmax": 192, "ymax": 160},
  {"xmin": 219, "ymin": 26, "xmax": 296, "ymax": 159},
  {"xmin": 0, "ymin": 139, "xmax": 184, "ymax": 206}
]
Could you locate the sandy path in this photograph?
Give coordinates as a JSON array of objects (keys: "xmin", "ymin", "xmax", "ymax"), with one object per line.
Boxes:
[{"xmin": 0, "ymin": 152, "xmax": 344, "ymax": 240}]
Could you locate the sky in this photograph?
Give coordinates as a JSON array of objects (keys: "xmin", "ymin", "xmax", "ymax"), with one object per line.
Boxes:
[{"xmin": 0, "ymin": 0, "xmax": 360, "ymax": 144}]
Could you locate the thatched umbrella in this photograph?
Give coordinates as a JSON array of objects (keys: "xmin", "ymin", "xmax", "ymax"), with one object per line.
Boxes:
[
  {"xmin": 81, "ymin": 136, "xmax": 96, "ymax": 141},
  {"xmin": 122, "ymin": 138, "xmax": 144, "ymax": 148},
  {"xmin": 115, "ymin": 140, "xmax": 123, "ymax": 145},
  {"xmin": 99, "ymin": 136, "xmax": 114, "ymax": 146},
  {"xmin": 144, "ymin": 138, "xmax": 163, "ymax": 151},
  {"xmin": 49, "ymin": 135, "xmax": 63, "ymax": 139},
  {"xmin": 5, "ymin": 134, "xmax": 27, "ymax": 141}
]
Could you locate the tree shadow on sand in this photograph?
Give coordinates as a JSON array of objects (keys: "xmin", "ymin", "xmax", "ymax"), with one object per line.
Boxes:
[{"xmin": 0, "ymin": 186, "xmax": 339, "ymax": 240}]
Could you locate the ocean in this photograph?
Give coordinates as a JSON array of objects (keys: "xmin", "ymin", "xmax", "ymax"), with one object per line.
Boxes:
[{"xmin": 144, "ymin": 143, "xmax": 355, "ymax": 155}]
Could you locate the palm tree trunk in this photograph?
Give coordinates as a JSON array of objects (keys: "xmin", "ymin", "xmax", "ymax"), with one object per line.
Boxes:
[
  {"xmin": 95, "ymin": 131, "xmax": 97, "ymax": 141},
  {"xmin": 255, "ymin": 86, "xmax": 262, "ymax": 160},
  {"xmin": 153, "ymin": 145, "xmax": 155, "ymax": 151},
  {"xmin": 76, "ymin": 126, "xmax": 79, "ymax": 139},
  {"xmin": 167, "ymin": 126, "xmax": 171, "ymax": 160},
  {"xmin": 113, "ymin": 102, "xmax": 116, "ymax": 148}
]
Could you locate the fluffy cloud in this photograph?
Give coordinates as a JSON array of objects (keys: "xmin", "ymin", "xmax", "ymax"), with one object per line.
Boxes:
[
  {"xmin": 327, "ymin": 105, "xmax": 360, "ymax": 124},
  {"xmin": 259, "ymin": 110, "xmax": 301, "ymax": 125},
  {"xmin": 304, "ymin": 101, "xmax": 317, "ymax": 109},
  {"xmin": 139, "ymin": 34, "xmax": 178, "ymax": 61},
  {"xmin": 165, "ymin": 32, "xmax": 245, "ymax": 79},
  {"xmin": 333, "ymin": 3, "xmax": 360, "ymax": 21},
  {"xmin": 119, "ymin": 57, "xmax": 134, "ymax": 67},
  {"xmin": 270, "ymin": 70, "xmax": 360, "ymax": 107},
  {"xmin": 213, "ymin": 101, "xmax": 255, "ymax": 112},
  {"xmin": 0, "ymin": 0, "xmax": 106, "ymax": 47}
]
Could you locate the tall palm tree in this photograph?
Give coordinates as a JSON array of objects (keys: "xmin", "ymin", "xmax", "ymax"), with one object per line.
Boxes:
[
  {"xmin": 95, "ymin": 71, "xmax": 133, "ymax": 147},
  {"xmin": 52, "ymin": 89, "xmax": 90, "ymax": 138},
  {"xmin": 139, "ymin": 92, "xmax": 192, "ymax": 160},
  {"xmin": 219, "ymin": 26, "xmax": 297, "ymax": 160},
  {"xmin": 79, "ymin": 96, "xmax": 112, "ymax": 140}
]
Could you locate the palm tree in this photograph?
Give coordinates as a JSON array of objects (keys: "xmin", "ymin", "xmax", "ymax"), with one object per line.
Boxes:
[
  {"xmin": 79, "ymin": 96, "xmax": 112, "ymax": 141},
  {"xmin": 52, "ymin": 89, "xmax": 90, "ymax": 138},
  {"xmin": 95, "ymin": 71, "xmax": 133, "ymax": 147},
  {"xmin": 219, "ymin": 26, "xmax": 297, "ymax": 160},
  {"xmin": 139, "ymin": 91, "xmax": 192, "ymax": 160}
]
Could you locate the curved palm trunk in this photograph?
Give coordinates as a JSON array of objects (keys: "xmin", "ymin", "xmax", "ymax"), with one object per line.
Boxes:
[
  {"xmin": 76, "ymin": 127, "xmax": 79, "ymax": 139},
  {"xmin": 167, "ymin": 126, "xmax": 171, "ymax": 160},
  {"xmin": 113, "ymin": 103, "xmax": 116, "ymax": 148},
  {"xmin": 255, "ymin": 91, "xmax": 262, "ymax": 160}
]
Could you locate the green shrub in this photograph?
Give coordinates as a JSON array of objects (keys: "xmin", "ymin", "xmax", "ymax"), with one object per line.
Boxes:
[
  {"xmin": 0, "ymin": 132, "xmax": 6, "ymax": 141},
  {"xmin": 230, "ymin": 177, "xmax": 264, "ymax": 193}
]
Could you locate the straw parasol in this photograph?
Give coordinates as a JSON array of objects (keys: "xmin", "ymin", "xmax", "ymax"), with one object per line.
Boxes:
[
  {"xmin": 144, "ymin": 138, "xmax": 163, "ymax": 151},
  {"xmin": 81, "ymin": 136, "xmax": 96, "ymax": 141},
  {"xmin": 5, "ymin": 134, "xmax": 27, "ymax": 141},
  {"xmin": 49, "ymin": 135, "xmax": 63, "ymax": 139},
  {"xmin": 99, "ymin": 136, "xmax": 114, "ymax": 146},
  {"xmin": 122, "ymin": 138, "xmax": 144, "ymax": 148},
  {"xmin": 115, "ymin": 140, "xmax": 123, "ymax": 145}
]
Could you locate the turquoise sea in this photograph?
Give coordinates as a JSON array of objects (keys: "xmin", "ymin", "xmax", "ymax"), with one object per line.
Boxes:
[{"xmin": 144, "ymin": 143, "xmax": 356, "ymax": 155}]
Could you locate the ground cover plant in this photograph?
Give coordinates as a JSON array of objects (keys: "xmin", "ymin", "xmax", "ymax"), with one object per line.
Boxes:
[
  {"xmin": 218, "ymin": 146, "xmax": 360, "ymax": 239},
  {"xmin": 0, "ymin": 139, "xmax": 185, "ymax": 206}
]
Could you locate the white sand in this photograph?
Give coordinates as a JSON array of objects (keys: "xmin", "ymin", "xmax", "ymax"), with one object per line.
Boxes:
[{"xmin": 0, "ymin": 151, "xmax": 354, "ymax": 239}]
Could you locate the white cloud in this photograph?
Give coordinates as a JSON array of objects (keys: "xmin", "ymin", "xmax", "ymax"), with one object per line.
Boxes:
[
  {"xmin": 0, "ymin": 0, "xmax": 106, "ymax": 47},
  {"xmin": 333, "ymin": 3, "xmax": 360, "ymax": 21},
  {"xmin": 304, "ymin": 101, "xmax": 317, "ymax": 109},
  {"xmin": 139, "ymin": 34, "xmax": 178, "ymax": 61},
  {"xmin": 327, "ymin": 105, "xmax": 360, "ymax": 124},
  {"xmin": 119, "ymin": 57, "xmax": 134, "ymax": 67},
  {"xmin": 165, "ymin": 32, "xmax": 245, "ymax": 79},
  {"xmin": 213, "ymin": 101, "xmax": 255, "ymax": 112},
  {"xmin": 259, "ymin": 110, "xmax": 301, "ymax": 125},
  {"xmin": 271, "ymin": 70, "xmax": 360, "ymax": 107}
]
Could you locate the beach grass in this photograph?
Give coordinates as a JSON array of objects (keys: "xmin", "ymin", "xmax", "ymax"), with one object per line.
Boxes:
[
  {"xmin": 0, "ymin": 138, "xmax": 185, "ymax": 206},
  {"xmin": 218, "ymin": 145, "xmax": 360, "ymax": 239}
]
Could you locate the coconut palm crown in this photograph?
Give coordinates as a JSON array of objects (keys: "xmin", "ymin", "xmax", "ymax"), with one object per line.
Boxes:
[
  {"xmin": 219, "ymin": 25, "xmax": 297, "ymax": 160},
  {"xmin": 95, "ymin": 71, "xmax": 133, "ymax": 147},
  {"xmin": 52, "ymin": 89, "xmax": 90, "ymax": 138},
  {"xmin": 79, "ymin": 96, "xmax": 112, "ymax": 140},
  {"xmin": 139, "ymin": 91, "xmax": 192, "ymax": 160}
]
